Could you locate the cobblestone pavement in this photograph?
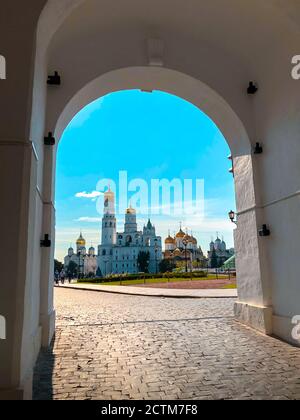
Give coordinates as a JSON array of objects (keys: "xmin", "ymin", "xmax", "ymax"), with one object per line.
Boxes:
[{"xmin": 33, "ymin": 289, "xmax": 300, "ymax": 400}]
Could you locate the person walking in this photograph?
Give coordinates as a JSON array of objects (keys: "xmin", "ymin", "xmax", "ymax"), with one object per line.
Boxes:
[
  {"xmin": 54, "ymin": 270, "xmax": 60, "ymax": 286},
  {"xmin": 60, "ymin": 270, "xmax": 65, "ymax": 285}
]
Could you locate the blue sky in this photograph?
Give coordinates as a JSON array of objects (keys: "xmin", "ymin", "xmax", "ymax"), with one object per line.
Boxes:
[{"xmin": 55, "ymin": 90, "xmax": 235, "ymax": 261}]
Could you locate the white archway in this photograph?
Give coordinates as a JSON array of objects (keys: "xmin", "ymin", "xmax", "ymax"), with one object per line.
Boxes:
[
  {"xmin": 2, "ymin": 0, "xmax": 300, "ymax": 401},
  {"xmin": 39, "ymin": 66, "xmax": 270, "ymax": 341},
  {"xmin": 54, "ymin": 67, "xmax": 251, "ymax": 157}
]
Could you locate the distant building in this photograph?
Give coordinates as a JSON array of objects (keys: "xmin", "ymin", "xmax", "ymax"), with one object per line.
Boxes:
[
  {"xmin": 207, "ymin": 236, "xmax": 234, "ymax": 268},
  {"xmin": 98, "ymin": 189, "xmax": 162, "ymax": 276},
  {"xmin": 64, "ymin": 233, "xmax": 98, "ymax": 277},
  {"xmin": 163, "ymin": 226, "xmax": 205, "ymax": 269},
  {"xmin": 64, "ymin": 190, "xmax": 163, "ymax": 277},
  {"xmin": 222, "ymin": 255, "xmax": 236, "ymax": 270}
]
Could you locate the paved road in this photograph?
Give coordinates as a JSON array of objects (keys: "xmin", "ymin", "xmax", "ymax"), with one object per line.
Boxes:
[{"xmin": 33, "ymin": 288, "xmax": 300, "ymax": 400}]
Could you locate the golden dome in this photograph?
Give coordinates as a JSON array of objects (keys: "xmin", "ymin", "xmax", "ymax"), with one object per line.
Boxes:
[
  {"xmin": 126, "ymin": 205, "xmax": 136, "ymax": 215},
  {"xmin": 76, "ymin": 233, "xmax": 86, "ymax": 246},
  {"xmin": 176, "ymin": 228, "xmax": 185, "ymax": 238},
  {"xmin": 165, "ymin": 235, "xmax": 175, "ymax": 244},
  {"xmin": 183, "ymin": 234, "xmax": 192, "ymax": 243}
]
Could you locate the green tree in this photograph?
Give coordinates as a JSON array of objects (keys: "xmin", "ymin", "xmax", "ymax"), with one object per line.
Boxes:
[
  {"xmin": 175, "ymin": 261, "xmax": 186, "ymax": 271},
  {"xmin": 159, "ymin": 259, "xmax": 176, "ymax": 273},
  {"xmin": 210, "ymin": 248, "xmax": 219, "ymax": 269},
  {"xmin": 67, "ymin": 260, "xmax": 78, "ymax": 277},
  {"xmin": 54, "ymin": 259, "xmax": 63, "ymax": 273},
  {"xmin": 137, "ymin": 251, "xmax": 150, "ymax": 273}
]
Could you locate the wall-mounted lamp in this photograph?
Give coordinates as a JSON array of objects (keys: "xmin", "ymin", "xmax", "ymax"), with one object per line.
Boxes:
[
  {"xmin": 228, "ymin": 155, "xmax": 234, "ymax": 176},
  {"xmin": 254, "ymin": 142, "xmax": 263, "ymax": 154},
  {"xmin": 44, "ymin": 132, "xmax": 55, "ymax": 146},
  {"xmin": 47, "ymin": 71, "xmax": 61, "ymax": 86},
  {"xmin": 229, "ymin": 210, "xmax": 237, "ymax": 225},
  {"xmin": 259, "ymin": 224, "xmax": 271, "ymax": 237},
  {"xmin": 247, "ymin": 81, "xmax": 258, "ymax": 95},
  {"xmin": 41, "ymin": 234, "xmax": 52, "ymax": 248}
]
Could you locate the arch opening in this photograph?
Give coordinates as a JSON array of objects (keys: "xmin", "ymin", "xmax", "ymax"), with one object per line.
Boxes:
[{"xmin": 55, "ymin": 88, "xmax": 237, "ymax": 284}]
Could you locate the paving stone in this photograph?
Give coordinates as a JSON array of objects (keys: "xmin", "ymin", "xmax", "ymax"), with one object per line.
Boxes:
[{"xmin": 33, "ymin": 289, "xmax": 300, "ymax": 400}]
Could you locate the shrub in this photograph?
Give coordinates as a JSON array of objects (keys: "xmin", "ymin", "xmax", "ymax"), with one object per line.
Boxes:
[{"xmin": 77, "ymin": 270, "xmax": 208, "ymax": 284}]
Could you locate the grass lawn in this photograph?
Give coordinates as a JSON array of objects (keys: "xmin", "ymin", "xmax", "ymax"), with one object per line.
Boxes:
[
  {"xmin": 79, "ymin": 274, "xmax": 232, "ymax": 287},
  {"xmin": 222, "ymin": 283, "xmax": 237, "ymax": 289}
]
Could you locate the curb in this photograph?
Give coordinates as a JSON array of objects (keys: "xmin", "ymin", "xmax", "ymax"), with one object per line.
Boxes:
[{"xmin": 56, "ymin": 285, "xmax": 238, "ymax": 299}]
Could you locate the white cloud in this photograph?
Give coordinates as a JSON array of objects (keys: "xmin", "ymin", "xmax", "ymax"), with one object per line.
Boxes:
[
  {"xmin": 75, "ymin": 191, "xmax": 103, "ymax": 199},
  {"xmin": 75, "ymin": 217, "xmax": 102, "ymax": 223}
]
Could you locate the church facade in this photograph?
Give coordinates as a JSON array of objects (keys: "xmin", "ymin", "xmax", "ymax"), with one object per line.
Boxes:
[
  {"xmin": 207, "ymin": 236, "xmax": 235, "ymax": 268},
  {"xmin": 64, "ymin": 234, "xmax": 98, "ymax": 277},
  {"xmin": 163, "ymin": 228, "xmax": 205, "ymax": 269},
  {"xmin": 98, "ymin": 189, "xmax": 162, "ymax": 276},
  {"xmin": 64, "ymin": 189, "xmax": 163, "ymax": 277}
]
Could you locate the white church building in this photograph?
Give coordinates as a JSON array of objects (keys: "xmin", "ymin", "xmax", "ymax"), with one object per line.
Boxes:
[
  {"xmin": 98, "ymin": 189, "xmax": 162, "ymax": 276},
  {"xmin": 64, "ymin": 233, "xmax": 98, "ymax": 277},
  {"xmin": 64, "ymin": 189, "xmax": 163, "ymax": 277}
]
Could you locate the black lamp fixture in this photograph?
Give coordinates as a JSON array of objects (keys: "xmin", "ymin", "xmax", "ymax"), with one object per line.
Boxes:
[
  {"xmin": 247, "ymin": 81, "xmax": 258, "ymax": 95},
  {"xmin": 228, "ymin": 210, "xmax": 237, "ymax": 225},
  {"xmin": 44, "ymin": 132, "xmax": 56, "ymax": 146},
  {"xmin": 47, "ymin": 71, "xmax": 61, "ymax": 86},
  {"xmin": 228, "ymin": 154, "xmax": 234, "ymax": 176},
  {"xmin": 41, "ymin": 234, "xmax": 51, "ymax": 248},
  {"xmin": 259, "ymin": 224, "xmax": 271, "ymax": 237},
  {"xmin": 254, "ymin": 142, "xmax": 263, "ymax": 154}
]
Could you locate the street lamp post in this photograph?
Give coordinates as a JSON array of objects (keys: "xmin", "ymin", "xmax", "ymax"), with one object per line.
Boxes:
[
  {"xmin": 182, "ymin": 238, "xmax": 188, "ymax": 273},
  {"xmin": 77, "ymin": 250, "xmax": 83, "ymax": 279},
  {"xmin": 104, "ymin": 260, "xmax": 107, "ymax": 277},
  {"xmin": 154, "ymin": 240, "xmax": 159, "ymax": 274}
]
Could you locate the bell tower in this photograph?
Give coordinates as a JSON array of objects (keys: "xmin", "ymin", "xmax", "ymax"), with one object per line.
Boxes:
[
  {"xmin": 124, "ymin": 205, "xmax": 137, "ymax": 233},
  {"xmin": 101, "ymin": 188, "xmax": 117, "ymax": 245}
]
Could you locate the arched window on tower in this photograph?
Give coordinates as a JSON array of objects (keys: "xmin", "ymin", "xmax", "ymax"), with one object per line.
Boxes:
[{"xmin": 126, "ymin": 235, "xmax": 132, "ymax": 247}]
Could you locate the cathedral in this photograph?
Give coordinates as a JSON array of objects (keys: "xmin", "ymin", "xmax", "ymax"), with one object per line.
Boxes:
[
  {"xmin": 207, "ymin": 236, "xmax": 235, "ymax": 268},
  {"xmin": 64, "ymin": 233, "xmax": 98, "ymax": 277},
  {"xmin": 163, "ymin": 227, "xmax": 205, "ymax": 268},
  {"xmin": 64, "ymin": 189, "xmax": 163, "ymax": 277},
  {"xmin": 98, "ymin": 189, "xmax": 162, "ymax": 276}
]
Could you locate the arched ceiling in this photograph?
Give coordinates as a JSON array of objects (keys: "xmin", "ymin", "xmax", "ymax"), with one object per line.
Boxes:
[
  {"xmin": 34, "ymin": 0, "xmax": 300, "ymax": 158},
  {"xmin": 42, "ymin": 0, "xmax": 300, "ymax": 118},
  {"xmin": 40, "ymin": 0, "xmax": 300, "ymax": 63}
]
